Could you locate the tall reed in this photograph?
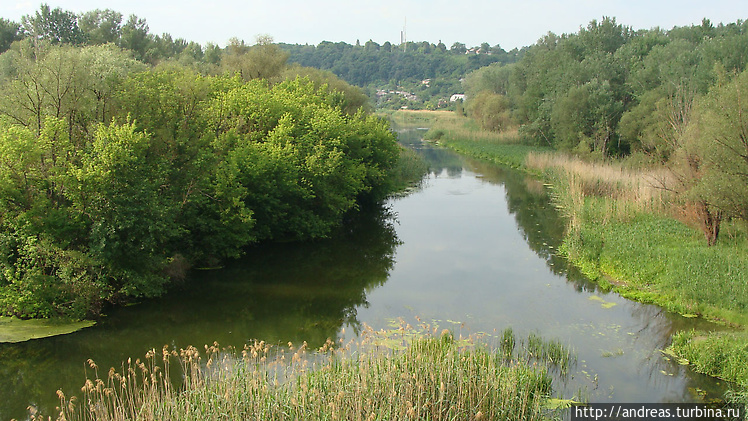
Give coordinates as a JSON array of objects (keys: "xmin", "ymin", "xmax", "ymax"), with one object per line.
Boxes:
[
  {"xmin": 526, "ymin": 152, "xmax": 673, "ymax": 226},
  {"xmin": 52, "ymin": 322, "xmax": 571, "ymax": 421}
]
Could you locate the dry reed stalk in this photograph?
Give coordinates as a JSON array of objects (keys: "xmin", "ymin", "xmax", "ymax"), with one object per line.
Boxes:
[{"xmin": 526, "ymin": 152, "xmax": 673, "ymax": 222}]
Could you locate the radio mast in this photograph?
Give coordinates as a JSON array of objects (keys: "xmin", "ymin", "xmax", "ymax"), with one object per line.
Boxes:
[{"xmin": 401, "ymin": 17, "xmax": 407, "ymax": 51}]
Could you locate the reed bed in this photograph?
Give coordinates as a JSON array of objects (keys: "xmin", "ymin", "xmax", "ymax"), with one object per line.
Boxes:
[
  {"xmin": 388, "ymin": 145, "xmax": 429, "ymax": 194},
  {"xmin": 48, "ymin": 322, "xmax": 572, "ymax": 421},
  {"xmin": 526, "ymin": 152, "xmax": 673, "ymax": 225}
]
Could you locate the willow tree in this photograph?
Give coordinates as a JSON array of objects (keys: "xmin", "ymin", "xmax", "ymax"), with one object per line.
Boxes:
[{"xmin": 692, "ymin": 70, "xmax": 748, "ymax": 234}]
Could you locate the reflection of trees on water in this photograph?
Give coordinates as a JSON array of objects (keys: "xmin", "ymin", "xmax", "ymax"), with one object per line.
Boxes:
[
  {"xmin": 0, "ymin": 204, "xmax": 401, "ymax": 419},
  {"xmin": 396, "ymin": 129, "xmax": 464, "ymax": 177},
  {"xmin": 401, "ymin": 135, "xmax": 729, "ymax": 404},
  {"xmin": 623, "ymin": 302, "xmax": 731, "ymax": 402}
]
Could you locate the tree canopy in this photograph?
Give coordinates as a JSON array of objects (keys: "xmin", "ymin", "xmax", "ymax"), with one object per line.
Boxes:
[
  {"xmin": 0, "ymin": 18, "xmax": 401, "ymax": 318},
  {"xmin": 462, "ymin": 17, "xmax": 748, "ymax": 245}
]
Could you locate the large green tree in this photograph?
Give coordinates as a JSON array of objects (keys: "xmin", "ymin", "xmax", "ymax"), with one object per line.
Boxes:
[
  {"xmin": 78, "ymin": 9, "xmax": 122, "ymax": 45},
  {"xmin": 0, "ymin": 18, "xmax": 22, "ymax": 54},
  {"xmin": 21, "ymin": 4, "xmax": 85, "ymax": 45},
  {"xmin": 690, "ymin": 70, "xmax": 748, "ymax": 229}
]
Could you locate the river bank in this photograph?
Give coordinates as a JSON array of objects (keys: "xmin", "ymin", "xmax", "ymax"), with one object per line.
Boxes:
[
  {"xmin": 2, "ymin": 116, "xmax": 737, "ymax": 419},
  {"xmin": 395, "ymin": 109, "xmax": 748, "ymax": 406}
]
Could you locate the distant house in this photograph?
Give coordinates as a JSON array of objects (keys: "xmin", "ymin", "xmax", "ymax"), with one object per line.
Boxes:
[{"xmin": 450, "ymin": 94, "xmax": 466, "ymax": 102}]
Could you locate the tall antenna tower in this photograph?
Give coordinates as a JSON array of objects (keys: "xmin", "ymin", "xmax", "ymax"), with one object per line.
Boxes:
[{"xmin": 400, "ymin": 17, "xmax": 407, "ymax": 51}]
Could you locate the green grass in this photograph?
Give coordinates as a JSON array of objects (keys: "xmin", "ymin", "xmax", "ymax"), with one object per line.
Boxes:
[
  {"xmin": 57, "ymin": 323, "xmax": 573, "ymax": 421},
  {"xmin": 441, "ymin": 139, "xmax": 550, "ymax": 170},
  {"xmin": 562, "ymin": 212, "xmax": 748, "ymax": 325},
  {"xmin": 386, "ymin": 145, "xmax": 429, "ymax": 195},
  {"xmin": 386, "ymin": 109, "xmax": 552, "ymax": 169},
  {"xmin": 391, "ymin": 110, "xmax": 748, "ymax": 396},
  {"xmin": 668, "ymin": 330, "xmax": 748, "ymax": 412}
]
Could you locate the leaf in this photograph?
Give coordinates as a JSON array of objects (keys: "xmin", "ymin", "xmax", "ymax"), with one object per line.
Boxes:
[{"xmin": 0, "ymin": 317, "xmax": 96, "ymax": 343}]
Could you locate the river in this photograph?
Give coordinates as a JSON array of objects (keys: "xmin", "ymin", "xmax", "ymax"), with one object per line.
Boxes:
[{"xmin": 0, "ymin": 128, "xmax": 729, "ymax": 420}]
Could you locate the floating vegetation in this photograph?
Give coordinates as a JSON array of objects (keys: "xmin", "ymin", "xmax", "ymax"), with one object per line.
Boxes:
[
  {"xmin": 601, "ymin": 349, "xmax": 625, "ymax": 358},
  {"xmin": 0, "ymin": 317, "xmax": 95, "ymax": 343},
  {"xmin": 588, "ymin": 295, "xmax": 618, "ymax": 309}
]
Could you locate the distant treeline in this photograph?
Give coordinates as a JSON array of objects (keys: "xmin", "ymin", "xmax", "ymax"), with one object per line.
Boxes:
[
  {"xmin": 280, "ymin": 40, "xmax": 524, "ymax": 87},
  {"xmin": 0, "ymin": 4, "xmax": 221, "ymax": 66},
  {"xmin": 0, "ymin": 4, "xmax": 522, "ymax": 110}
]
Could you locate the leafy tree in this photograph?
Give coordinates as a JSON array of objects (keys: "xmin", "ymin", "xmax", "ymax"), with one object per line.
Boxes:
[
  {"xmin": 203, "ymin": 42, "xmax": 223, "ymax": 66},
  {"xmin": 0, "ymin": 19, "xmax": 22, "ymax": 54},
  {"xmin": 0, "ymin": 43, "xmax": 144, "ymax": 136},
  {"xmin": 207, "ymin": 77, "xmax": 398, "ymax": 240},
  {"xmin": 466, "ymin": 91, "xmax": 511, "ymax": 131},
  {"xmin": 78, "ymin": 9, "xmax": 122, "ymax": 45},
  {"xmin": 450, "ymin": 42, "xmax": 466, "ymax": 54},
  {"xmin": 223, "ymin": 36, "xmax": 289, "ymax": 81},
  {"xmin": 21, "ymin": 4, "xmax": 85, "ymax": 45},
  {"xmin": 119, "ymin": 14, "xmax": 152, "ymax": 62},
  {"xmin": 282, "ymin": 64, "xmax": 371, "ymax": 114},
  {"xmin": 689, "ymin": 70, "xmax": 748, "ymax": 231},
  {"xmin": 71, "ymin": 120, "xmax": 178, "ymax": 297}
]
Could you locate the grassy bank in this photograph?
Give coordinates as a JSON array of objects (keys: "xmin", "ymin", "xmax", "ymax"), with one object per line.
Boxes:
[
  {"xmin": 387, "ymin": 109, "xmax": 551, "ymax": 169},
  {"xmin": 54, "ymin": 323, "xmax": 572, "ymax": 421},
  {"xmin": 396, "ymin": 110, "xmax": 748, "ymax": 405}
]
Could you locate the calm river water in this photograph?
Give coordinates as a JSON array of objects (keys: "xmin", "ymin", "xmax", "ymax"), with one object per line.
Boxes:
[{"xmin": 0, "ymin": 128, "xmax": 729, "ymax": 420}]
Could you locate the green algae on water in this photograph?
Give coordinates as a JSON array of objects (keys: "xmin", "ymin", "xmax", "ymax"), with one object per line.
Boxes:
[{"xmin": 0, "ymin": 317, "xmax": 95, "ymax": 343}]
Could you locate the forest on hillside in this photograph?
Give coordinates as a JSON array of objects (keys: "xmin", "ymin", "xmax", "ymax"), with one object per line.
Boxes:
[
  {"xmin": 280, "ymin": 41, "xmax": 524, "ymax": 109},
  {"xmin": 0, "ymin": 5, "xmax": 518, "ymax": 110}
]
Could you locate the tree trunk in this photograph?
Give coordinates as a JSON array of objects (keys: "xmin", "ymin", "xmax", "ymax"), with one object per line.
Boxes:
[{"xmin": 696, "ymin": 200, "xmax": 722, "ymax": 246}]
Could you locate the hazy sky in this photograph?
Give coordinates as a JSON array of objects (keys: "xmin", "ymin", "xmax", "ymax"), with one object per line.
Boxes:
[{"xmin": 2, "ymin": 0, "xmax": 745, "ymax": 50}]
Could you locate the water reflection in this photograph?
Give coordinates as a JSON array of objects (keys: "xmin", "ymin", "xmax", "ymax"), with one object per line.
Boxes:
[
  {"xmin": 0, "ymin": 205, "xmax": 400, "ymax": 419},
  {"xmin": 381, "ymin": 133, "xmax": 729, "ymax": 404}
]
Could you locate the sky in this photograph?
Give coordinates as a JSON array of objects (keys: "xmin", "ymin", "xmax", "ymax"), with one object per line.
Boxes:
[{"xmin": 1, "ymin": 0, "xmax": 746, "ymax": 50}]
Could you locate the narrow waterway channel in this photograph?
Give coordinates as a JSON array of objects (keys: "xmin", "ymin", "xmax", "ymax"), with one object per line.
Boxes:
[{"xmin": 0, "ymin": 128, "xmax": 729, "ymax": 420}]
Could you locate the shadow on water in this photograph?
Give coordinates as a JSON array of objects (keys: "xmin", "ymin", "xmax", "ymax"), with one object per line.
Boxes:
[
  {"xmin": 0, "ymin": 205, "xmax": 400, "ymax": 419},
  {"xmin": 389, "ymin": 128, "xmax": 730, "ymax": 404}
]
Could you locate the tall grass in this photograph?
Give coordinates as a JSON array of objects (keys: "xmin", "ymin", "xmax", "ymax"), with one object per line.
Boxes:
[
  {"xmin": 669, "ymin": 330, "xmax": 748, "ymax": 413},
  {"xmin": 526, "ymin": 152, "xmax": 672, "ymax": 227},
  {"xmin": 383, "ymin": 110, "xmax": 549, "ymax": 169},
  {"xmin": 387, "ymin": 145, "xmax": 429, "ymax": 194},
  {"xmin": 52, "ymin": 323, "xmax": 572, "ymax": 421}
]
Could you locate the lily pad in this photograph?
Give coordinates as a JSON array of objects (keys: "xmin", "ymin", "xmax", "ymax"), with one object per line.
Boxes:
[{"xmin": 0, "ymin": 317, "xmax": 95, "ymax": 343}]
